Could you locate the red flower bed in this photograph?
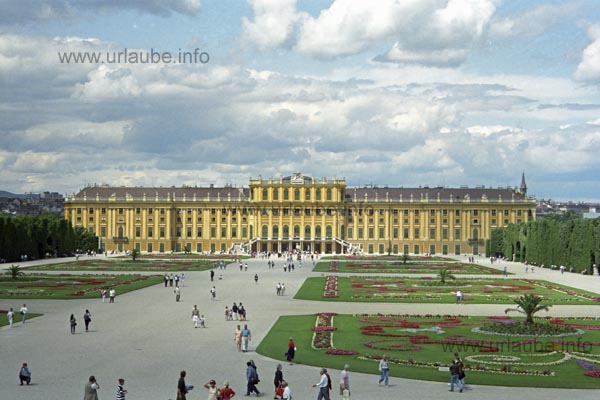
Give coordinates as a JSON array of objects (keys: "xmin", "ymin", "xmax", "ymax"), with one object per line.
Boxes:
[{"xmin": 325, "ymin": 349, "xmax": 359, "ymax": 355}]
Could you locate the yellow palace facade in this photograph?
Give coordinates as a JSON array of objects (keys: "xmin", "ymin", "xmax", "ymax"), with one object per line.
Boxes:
[{"xmin": 64, "ymin": 172, "xmax": 535, "ymax": 255}]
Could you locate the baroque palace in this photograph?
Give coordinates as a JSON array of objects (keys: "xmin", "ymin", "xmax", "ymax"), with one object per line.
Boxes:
[{"xmin": 64, "ymin": 172, "xmax": 535, "ymax": 255}]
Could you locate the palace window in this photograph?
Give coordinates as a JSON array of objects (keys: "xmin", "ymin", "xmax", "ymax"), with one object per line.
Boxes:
[
  {"xmin": 283, "ymin": 208, "xmax": 289, "ymax": 216},
  {"xmin": 430, "ymin": 228, "xmax": 435, "ymax": 239},
  {"xmin": 273, "ymin": 190, "xmax": 278, "ymax": 201},
  {"xmin": 262, "ymin": 189, "xmax": 268, "ymax": 200},
  {"xmin": 455, "ymin": 228, "xmax": 461, "ymax": 239},
  {"xmin": 187, "ymin": 227, "xmax": 192, "ymax": 237},
  {"xmin": 305, "ymin": 190, "xmax": 310, "ymax": 200},
  {"xmin": 358, "ymin": 227, "xmax": 364, "ymax": 238},
  {"xmin": 305, "ymin": 225, "xmax": 311, "ymax": 238},
  {"xmin": 294, "ymin": 189, "xmax": 300, "ymax": 201},
  {"xmin": 147, "ymin": 227, "xmax": 153, "ymax": 237},
  {"xmin": 442, "ymin": 228, "xmax": 448, "ymax": 239},
  {"xmin": 284, "ymin": 189, "xmax": 289, "ymax": 200},
  {"xmin": 232, "ymin": 227, "xmax": 237, "ymax": 238},
  {"xmin": 136, "ymin": 208, "xmax": 141, "ymax": 214},
  {"xmin": 211, "ymin": 227, "xmax": 216, "ymax": 238},
  {"xmin": 272, "ymin": 225, "xmax": 279, "ymax": 238},
  {"xmin": 326, "ymin": 188, "xmax": 332, "ymax": 201},
  {"xmin": 379, "ymin": 228, "xmax": 384, "ymax": 238},
  {"xmin": 221, "ymin": 227, "xmax": 227, "ymax": 238},
  {"xmin": 100, "ymin": 227, "xmax": 106, "ymax": 237},
  {"xmin": 176, "ymin": 227, "xmax": 182, "ymax": 237},
  {"xmin": 283, "ymin": 225, "xmax": 289, "ymax": 238},
  {"xmin": 393, "ymin": 228, "xmax": 398, "ymax": 238},
  {"xmin": 294, "ymin": 225, "xmax": 300, "ymax": 237},
  {"xmin": 316, "ymin": 189, "xmax": 321, "ymax": 200},
  {"xmin": 135, "ymin": 227, "xmax": 141, "ymax": 238},
  {"xmin": 368, "ymin": 227, "xmax": 374, "ymax": 239},
  {"xmin": 315, "ymin": 225, "xmax": 321, "ymax": 238},
  {"xmin": 347, "ymin": 227, "xmax": 353, "ymax": 238},
  {"xmin": 326, "ymin": 225, "xmax": 332, "ymax": 238},
  {"xmin": 305, "ymin": 208, "xmax": 311, "ymax": 216},
  {"xmin": 197, "ymin": 227, "xmax": 202, "ymax": 237},
  {"xmin": 414, "ymin": 228, "xmax": 420, "ymax": 238},
  {"xmin": 262, "ymin": 225, "xmax": 268, "ymax": 238}
]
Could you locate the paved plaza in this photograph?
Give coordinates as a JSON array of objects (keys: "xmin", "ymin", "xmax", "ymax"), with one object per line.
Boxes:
[{"xmin": 1, "ymin": 255, "xmax": 600, "ymax": 400}]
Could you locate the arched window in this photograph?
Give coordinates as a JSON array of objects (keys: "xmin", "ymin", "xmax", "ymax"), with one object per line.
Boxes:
[
  {"xmin": 293, "ymin": 225, "xmax": 300, "ymax": 237},
  {"xmin": 305, "ymin": 225, "xmax": 312, "ymax": 238},
  {"xmin": 262, "ymin": 225, "xmax": 268, "ymax": 238},
  {"xmin": 283, "ymin": 225, "xmax": 289, "ymax": 239},
  {"xmin": 315, "ymin": 225, "xmax": 321, "ymax": 239},
  {"xmin": 283, "ymin": 189, "xmax": 289, "ymax": 200},
  {"xmin": 326, "ymin": 188, "xmax": 332, "ymax": 201},
  {"xmin": 272, "ymin": 225, "xmax": 279, "ymax": 238},
  {"xmin": 305, "ymin": 189, "xmax": 311, "ymax": 200},
  {"xmin": 294, "ymin": 188, "xmax": 300, "ymax": 201},
  {"xmin": 262, "ymin": 188, "xmax": 268, "ymax": 200},
  {"xmin": 326, "ymin": 225, "xmax": 332, "ymax": 238},
  {"xmin": 273, "ymin": 189, "xmax": 279, "ymax": 200},
  {"xmin": 316, "ymin": 189, "xmax": 322, "ymax": 201},
  {"xmin": 472, "ymin": 228, "xmax": 479, "ymax": 240}
]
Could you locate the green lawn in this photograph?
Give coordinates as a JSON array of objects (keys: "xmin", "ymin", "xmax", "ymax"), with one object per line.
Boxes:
[
  {"xmin": 0, "ymin": 274, "xmax": 163, "ymax": 299},
  {"xmin": 295, "ymin": 276, "xmax": 600, "ymax": 304},
  {"xmin": 313, "ymin": 259, "xmax": 502, "ymax": 274},
  {"xmin": 257, "ymin": 314, "xmax": 600, "ymax": 388},
  {"xmin": 22, "ymin": 258, "xmax": 230, "ymax": 272},
  {"xmin": 0, "ymin": 312, "xmax": 42, "ymax": 327}
]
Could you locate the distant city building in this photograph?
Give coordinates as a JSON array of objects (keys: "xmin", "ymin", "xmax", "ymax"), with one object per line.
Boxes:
[
  {"xmin": 536, "ymin": 200, "xmax": 600, "ymax": 219},
  {"xmin": 0, "ymin": 191, "xmax": 64, "ymax": 216},
  {"xmin": 64, "ymin": 172, "xmax": 535, "ymax": 255}
]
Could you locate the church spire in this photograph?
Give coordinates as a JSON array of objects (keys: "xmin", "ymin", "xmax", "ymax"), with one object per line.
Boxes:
[{"xmin": 520, "ymin": 172, "xmax": 527, "ymax": 196}]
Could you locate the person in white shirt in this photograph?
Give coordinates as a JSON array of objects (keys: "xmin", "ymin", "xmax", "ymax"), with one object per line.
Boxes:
[
  {"xmin": 19, "ymin": 304, "xmax": 28, "ymax": 323},
  {"xmin": 312, "ymin": 368, "xmax": 330, "ymax": 400},
  {"xmin": 378, "ymin": 355, "xmax": 389, "ymax": 386},
  {"xmin": 109, "ymin": 289, "xmax": 116, "ymax": 303},
  {"xmin": 7, "ymin": 308, "xmax": 14, "ymax": 327},
  {"xmin": 281, "ymin": 381, "xmax": 292, "ymax": 400}
]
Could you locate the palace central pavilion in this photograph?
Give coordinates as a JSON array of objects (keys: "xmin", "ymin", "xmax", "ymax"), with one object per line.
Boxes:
[{"xmin": 65, "ymin": 172, "xmax": 535, "ymax": 255}]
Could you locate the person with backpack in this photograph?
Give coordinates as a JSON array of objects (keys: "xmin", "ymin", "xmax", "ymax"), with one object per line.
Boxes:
[
  {"xmin": 83, "ymin": 309, "xmax": 92, "ymax": 332},
  {"xmin": 245, "ymin": 361, "xmax": 260, "ymax": 396}
]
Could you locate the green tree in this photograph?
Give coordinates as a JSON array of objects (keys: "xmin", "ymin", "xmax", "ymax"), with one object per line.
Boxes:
[
  {"xmin": 505, "ymin": 293, "xmax": 551, "ymax": 324},
  {"xmin": 130, "ymin": 248, "xmax": 140, "ymax": 261},
  {"xmin": 6, "ymin": 264, "xmax": 23, "ymax": 280},
  {"xmin": 438, "ymin": 268, "xmax": 455, "ymax": 284},
  {"xmin": 402, "ymin": 252, "xmax": 409, "ymax": 264}
]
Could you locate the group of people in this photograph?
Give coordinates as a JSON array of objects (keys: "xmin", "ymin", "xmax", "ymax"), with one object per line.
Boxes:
[
  {"xmin": 5, "ymin": 304, "xmax": 28, "ymax": 327},
  {"xmin": 100, "ymin": 288, "xmax": 116, "ymax": 303},
  {"xmin": 234, "ymin": 324, "xmax": 252, "ymax": 352},
  {"xmin": 224, "ymin": 302, "xmax": 247, "ymax": 321},
  {"xmin": 276, "ymin": 282, "xmax": 286, "ymax": 296},
  {"xmin": 69, "ymin": 309, "xmax": 92, "ymax": 334},
  {"xmin": 191, "ymin": 305, "xmax": 206, "ymax": 328},
  {"xmin": 164, "ymin": 273, "xmax": 185, "ymax": 287},
  {"xmin": 83, "ymin": 375, "xmax": 127, "ymax": 400}
]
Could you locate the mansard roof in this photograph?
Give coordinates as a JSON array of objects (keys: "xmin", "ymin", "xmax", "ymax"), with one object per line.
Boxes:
[
  {"xmin": 72, "ymin": 186, "xmax": 250, "ymax": 202},
  {"xmin": 346, "ymin": 186, "xmax": 529, "ymax": 204}
]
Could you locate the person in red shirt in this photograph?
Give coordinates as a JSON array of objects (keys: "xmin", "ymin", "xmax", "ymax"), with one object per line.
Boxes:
[
  {"xmin": 286, "ymin": 337, "xmax": 296, "ymax": 365},
  {"xmin": 218, "ymin": 381, "xmax": 236, "ymax": 399}
]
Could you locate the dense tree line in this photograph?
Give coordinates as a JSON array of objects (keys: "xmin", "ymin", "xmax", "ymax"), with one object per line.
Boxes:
[
  {"xmin": 487, "ymin": 213, "xmax": 600, "ymax": 273},
  {"xmin": 0, "ymin": 214, "xmax": 97, "ymax": 262}
]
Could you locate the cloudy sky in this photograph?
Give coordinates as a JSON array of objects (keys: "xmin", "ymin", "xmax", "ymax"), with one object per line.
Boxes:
[{"xmin": 1, "ymin": 0, "xmax": 600, "ymax": 200}]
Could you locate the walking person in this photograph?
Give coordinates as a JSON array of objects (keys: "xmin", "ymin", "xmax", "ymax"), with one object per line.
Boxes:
[
  {"xmin": 84, "ymin": 309, "xmax": 92, "ymax": 332},
  {"xmin": 175, "ymin": 286, "xmax": 181, "ymax": 302},
  {"xmin": 232, "ymin": 303, "xmax": 239, "ymax": 321},
  {"xmin": 378, "ymin": 354, "xmax": 389, "ymax": 386},
  {"xmin": 210, "ymin": 286, "xmax": 216, "ymax": 300},
  {"xmin": 449, "ymin": 359, "xmax": 463, "ymax": 392},
  {"xmin": 109, "ymin": 288, "xmax": 116, "ymax": 303},
  {"xmin": 254, "ymin": 273, "xmax": 259, "ymax": 284},
  {"xmin": 18, "ymin": 363, "xmax": 31, "ymax": 385},
  {"xmin": 218, "ymin": 381, "xmax": 236, "ymax": 400},
  {"xmin": 312, "ymin": 368, "xmax": 330, "ymax": 400},
  {"xmin": 192, "ymin": 305, "xmax": 200, "ymax": 328},
  {"xmin": 70, "ymin": 314, "xmax": 77, "ymax": 334},
  {"xmin": 19, "ymin": 304, "xmax": 28, "ymax": 323},
  {"xmin": 241, "ymin": 324, "xmax": 251, "ymax": 352},
  {"xmin": 84, "ymin": 375, "xmax": 99, "ymax": 400},
  {"xmin": 234, "ymin": 325, "xmax": 242, "ymax": 351},
  {"xmin": 210, "ymin": 269, "xmax": 215, "ymax": 282},
  {"xmin": 281, "ymin": 381, "xmax": 291, "ymax": 400},
  {"xmin": 7, "ymin": 307, "xmax": 14, "ymax": 328},
  {"xmin": 286, "ymin": 337, "xmax": 296, "ymax": 365},
  {"xmin": 116, "ymin": 378, "xmax": 128, "ymax": 400},
  {"xmin": 274, "ymin": 364, "xmax": 283, "ymax": 398},
  {"xmin": 177, "ymin": 371, "xmax": 191, "ymax": 400},
  {"xmin": 101, "ymin": 288, "xmax": 107, "ymax": 302},
  {"xmin": 281, "ymin": 283, "xmax": 285, "ymax": 296},
  {"xmin": 339, "ymin": 364, "xmax": 350, "ymax": 397},
  {"xmin": 245, "ymin": 361, "xmax": 260, "ymax": 396},
  {"xmin": 454, "ymin": 353, "xmax": 466, "ymax": 391}
]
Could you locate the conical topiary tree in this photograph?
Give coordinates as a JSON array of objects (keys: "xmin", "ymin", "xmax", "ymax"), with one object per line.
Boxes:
[{"xmin": 505, "ymin": 293, "xmax": 551, "ymax": 324}]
